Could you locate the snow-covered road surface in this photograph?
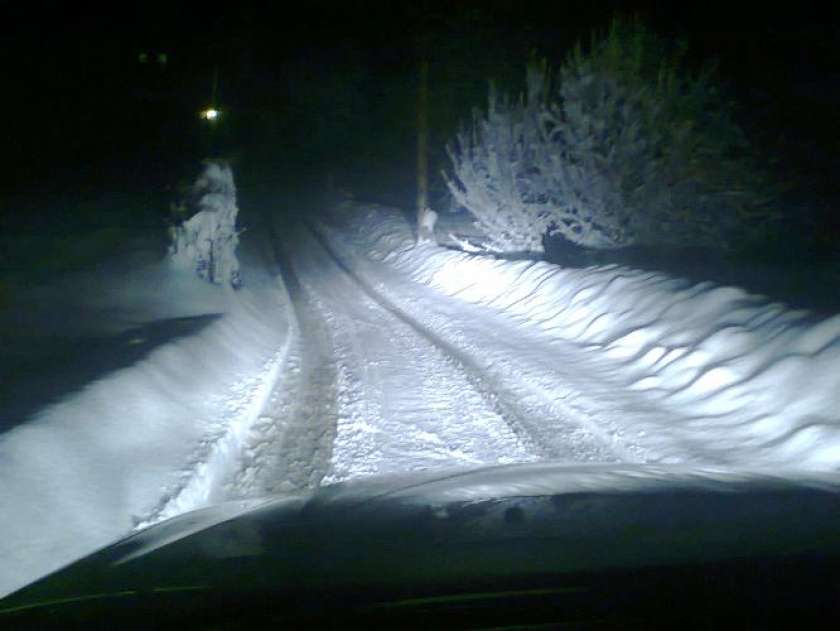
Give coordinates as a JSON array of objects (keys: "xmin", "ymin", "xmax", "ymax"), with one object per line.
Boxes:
[
  {"xmin": 289, "ymin": 223, "xmax": 541, "ymax": 482},
  {"xmin": 2, "ymin": 196, "xmax": 840, "ymax": 598},
  {"xmin": 322, "ymin": 203, "xmax": 840, "ymax": 470}
]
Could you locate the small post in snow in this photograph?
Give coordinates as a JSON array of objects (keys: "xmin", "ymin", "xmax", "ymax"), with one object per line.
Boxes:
[{"xmin": 416, "ymin": 58, "xmax": 437, "ymax": 244}]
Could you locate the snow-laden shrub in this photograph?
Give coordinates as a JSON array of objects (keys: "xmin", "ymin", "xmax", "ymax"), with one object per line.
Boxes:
[
  {"xmin": 444, "ymin": 18, "xmax": 779, "ymax": 253},
  {"xmin": 442, "ymin": 72, "xmax": 554, "ymax": 252},
  {"xmin": 168, "ymin": 160, "xmax": 242, "ymax": 288}
]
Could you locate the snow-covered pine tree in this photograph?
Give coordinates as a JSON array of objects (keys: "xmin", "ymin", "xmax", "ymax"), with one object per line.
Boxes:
[
  {"xmin": 167, "ymin": 160, "xmax": 242, "ymax": 288},
  {"xmin": 444, "ymin": 18, "xmax": 779, "ymax": 254},
  {"xmin": 443, "ymin": 76, "xmax": 553, "ymax": 253}
]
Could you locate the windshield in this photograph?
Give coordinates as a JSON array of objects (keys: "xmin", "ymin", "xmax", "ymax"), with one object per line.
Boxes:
[{"xmin": 1, "ymin": 1, "xmax": 839, "ymax": 601}]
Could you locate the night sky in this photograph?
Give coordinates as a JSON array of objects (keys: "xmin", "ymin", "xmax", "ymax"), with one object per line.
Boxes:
[{"xmin": 3, "ymin": 1, "xmax": 839, "ymax": 232}]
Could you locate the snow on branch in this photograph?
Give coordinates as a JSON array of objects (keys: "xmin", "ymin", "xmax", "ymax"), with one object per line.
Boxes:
[
  {"xmin": 444, "ymin": 19, "xmax": 780, "ymax": 254},
  {"xmin": 167, "ymin": 160, "xmax": 242, "ymax": 288}
]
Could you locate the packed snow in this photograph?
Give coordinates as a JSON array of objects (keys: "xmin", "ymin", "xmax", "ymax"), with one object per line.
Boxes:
[
  {"xmin": 2, "ymin": 189, "xmax": 840, "ymax": 598},
  {"xmin": 290, "ymin": 223, "xmax": 537, "ymax": 483},
  {"xmin": 0, "ymin": 243, "xmax": 292, "ymax": 595},
  {"xmin": 319, "ymin": 202, "xmax": 840, "ymax": 468}
]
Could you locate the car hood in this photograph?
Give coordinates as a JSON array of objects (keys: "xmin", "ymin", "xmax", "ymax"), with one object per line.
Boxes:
[{"xmin": 4, "ymin": 462, "xmax": 840, "ymax": 626}]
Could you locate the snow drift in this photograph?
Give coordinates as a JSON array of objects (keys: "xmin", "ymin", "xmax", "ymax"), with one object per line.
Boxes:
[
  {"xmin": 319, "ymin": 202, "xmax": 840, "ymax": 470},
  {"xmin": 0, "ymin": 225, "xmax": 291, "ymax": 597}
]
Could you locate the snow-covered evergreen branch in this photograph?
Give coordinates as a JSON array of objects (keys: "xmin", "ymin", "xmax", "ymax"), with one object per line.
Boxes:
[{"xmin": 168, "ymin": 160, "xmax": 242, "ymax": 288}]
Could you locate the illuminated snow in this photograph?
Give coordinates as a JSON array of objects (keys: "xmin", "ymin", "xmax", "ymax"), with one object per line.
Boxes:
[
  {"xmin": 318, "ymin": 201, "xmax": 840, "ymax": 474},
  {"xmin": 0, "ymin": 253, "xmax": 293, "ymax": 597},
  {"xmin": 2, "ymin": 197, "xmax": 840, "ymax": 600}
]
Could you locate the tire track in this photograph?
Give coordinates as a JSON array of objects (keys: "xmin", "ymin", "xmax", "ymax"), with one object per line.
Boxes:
[
  {"xmin": 307, "ymin": 221, "xmax": 633, "ymax": 464},
  {"xmin": 233, "ymin": 215, "xmax": 340, "ymax": 495},
  {"xmin": 291, "ymin": 222, "xmax": 618, "ymax": 477}
]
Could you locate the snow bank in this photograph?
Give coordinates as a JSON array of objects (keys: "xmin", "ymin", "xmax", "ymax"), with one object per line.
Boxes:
[
  {"xmin": 0, "ymin": 250, "xmax": 291, "ymax": 597},
  {"xmin": 322, "ymin": 202, "xmax": 840, "ymax": 470}
]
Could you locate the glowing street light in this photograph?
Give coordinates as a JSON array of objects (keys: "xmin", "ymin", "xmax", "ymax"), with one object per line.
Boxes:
[{"xmin": 200, "ymin": 107, "xmax": 221, "ymax": 122}]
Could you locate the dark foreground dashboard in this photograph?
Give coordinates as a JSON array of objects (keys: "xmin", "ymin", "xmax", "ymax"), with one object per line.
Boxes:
[{"xmin": 3, "ymin": 462, "xmax": 840, "ymax": 629}]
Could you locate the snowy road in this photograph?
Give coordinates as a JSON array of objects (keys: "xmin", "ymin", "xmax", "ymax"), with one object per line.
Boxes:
[
  {"xmin": 320, "ymin": 204, "xmax": 840, "ymax": 469},
  {"xmin": 2, "ymin": 195, "xmax": 839, "ymax": 598},
  {"xmin": 308, "ymin": 222, "xmax": 649, "ymax": 465},
  {"xmin": 287, "ymin": 222, "xmax": 540, "ymax": 482}
]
